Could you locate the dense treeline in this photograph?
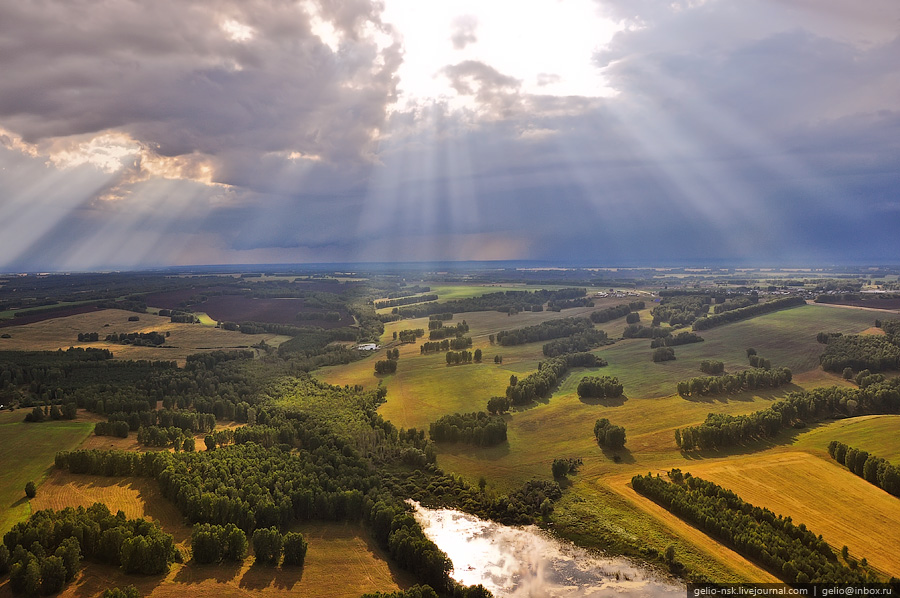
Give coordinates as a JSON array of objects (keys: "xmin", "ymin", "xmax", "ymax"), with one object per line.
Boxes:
[
  {"xmin": 497, "ymin": 317, "xmax": 595, "ymax": 347},
  {"xmin": 190, "ymin": 523, "xmax": 248, "ymax": 564},
  {"xmin": 699, "ymin": 360, "xmax": 725, "ymax": 375},
  {"xmin": 486, "ymin": 396, "xmax": 511, "ymax": 414},
  {"xmin": 94, "ymin": 421, "xmax": 130, "ymax": 438},
  {"xmin": 693, "ymin": 296, "xmax": 806, "ymax": 330},
  {"xmin": 577, "ymin": 376, "xmax": 623, "ymax": 399},
  {"xmin": 106, "ymin": 409, "xmax": 217, "ymax": 433},
  {"xmin": 594, "ymin": 418, "xmax": 626, "ymax": 449},
  {"xmin": 428, "ymin": 321, "xmax": 469, "ymax": 340},
  {"xmin": 827, "ymin": 441, "xmax": 900, "ymax": 497},
  {"xmin": 651, "ymin": 296, "xmax": 710, "ymax": 326},
  {"xmin": 541, "ymin": 329, "xmax": 611, "ymax": 357},
  {"xmin": 547, "ymin": 297, "xmax": 594, "ymax": 311},
  {"xmin": 105, "ymin": 332, "xmax": 166, "ymax": 346},
  {"xmin": 505, "ymin": 353, "xmax": 605, "ymax": 405},
  {"xmin": 676, "ymin": 367, "xmax": 793, "ymax": 398},
  {"xmin": 419, "ymin": 337, "xmax": 472, "ymax": 353},
  {"xmin": 383, "ymin": 287, "xmax": 431, "ymax": 300},
  {"xmin": 676, "ymin": 377, "xmax": 900, "ymax": 450},
  {"xmin": 652, "ymin": 347, "xmax": 676, "ymax": 362},
  {"xmin": 819, "ymin": 335, "xmax": 900, "ymax": 373},
  {"xmin": 428, "ymin": 313, "xmax": 453, "ymax": 321},
  {"xmin": 374, "ymin": 360, "xmax": 398, "ymax": 374},
  {"xmin": 445, "ymin": 351, "xmax": 474, "ymax": 365},
  {"xmin": 429, "ymin": 412, "xmax": 508, "ymax": 446},
  {"xmin": 623, "ymin": 325, "xmax": 671, "ymax": 339},
  {"xmin": 394, "ymin": 288, "xmax": 587, "ymax": 319},
  {"xmin": 631, "ymin": 471, "xmax": 871, "ymax": 584},
  {"xmin": 712, "ymin": 296, "xmax": 756, "ymax": 314},
  {"xmin": 4, "ymin": 503, "xmax": 178, "ymax": 596},
  {"xmin": 650, "ymin": 332, "xmax": 703, "ymax": 348},
  {"xmin": 77, "ymin": 332, "xmax": 100, "ymax": 342},
  {"xmin": 374, "ymin": 294, "xmax": 439, "ymax": 309},
  {"xmin": 589, "ymin": 301, "xmax": 645, "ymax": 323},
  {"xmin": 398, "ymin": 329, "xmax": 425, "ymax": 343}
]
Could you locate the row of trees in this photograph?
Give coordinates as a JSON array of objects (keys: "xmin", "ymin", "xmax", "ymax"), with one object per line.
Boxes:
[
  {"xmin": 693, "ymin": 296, "xmax": 806, "ymax": 330},
  {"xmin": 445, "ymin": 350, "xmax": 481, "ymax": 365},
  {"xmin": 136, "ymin": 425, "xmax": 196, "ymax": 450},
  {"xmin": 594, "ymin": 418, "xmax": 626, "ymax": 449},
  {"xmin": 23, "ymin": 403, "xmax": 77, "ymax": 423},
  {"xmin": 397, "ymin": 329, "xmax": 425, "ymax": 343},
  {"xmin": 652, "ymin": 347, "xmax": 676, "ymax": 362},
  {"xmin": 374, "ymin": 294, "xmax": 439, "ymax": 309},
  {"xmin": 676, "ymin": 367, "xmax": 793, "ymax": 398},
  {"xmin": 419, "ymin": 337, "xmax": 472, "ymax": 353},
  {"xmin": 249, "ymin": 527, "xmax": 308, "ymax": 566},
  {"xmin": 428, "ymin": 321, "xmax": 469, "ymax": 340},
  {"xmin": 429, "ymin": 412, "xmax": 508, "ymax": 446},
  {"xmin": 3, "ymin": 503, "xmax": 178, "ymax": 596},
  {"xmin": 375, "ymin": 360, "xmax": 398, "ymax": 374},
  {"xmin": 76, "ymin": 332, "xmax": 100, "ymax": 342},
  {"xmin": 819, "ymin": 335, "xmax": 900, "ymax": 373},
  {"xmin": 651, "ymin": 295, "xmax": 710, "ymax": 326},
  {"xmin": 650, "ymin": 332, "xmax": 703, "ymax": 348},
  {"xmin": 623, "ymin": 325, "xmax": 671, "ymax": 339},
  {"xmin": 541, "ymin": 329, "xmax": 611, "ymax": 357},
  {"xmin": 631, "ymin": 471, "xmax": 871, "ymax": 584},
  {"xmin": 827, "ymin": 441, "xmax": 900, "ymax": 497},
  {"xmin": 394, "ymin": 288, "xmax": 587, "ymax": 319},
  {"xmin": 577, "ymin": 376, "xmax": 624, "ymax": 399},
  {"xmin": 699, "ymin": 360, "xmax": 725, "ymax": 375},
  {"xmin": 107, "ymin": 409, "xmax": 217, "ymax": 433},
  {"xmin": 676, "ymin": 376, "xmax": 900, "ymax": 450},
  {"xmin": 105, "ymin": 332, "xmax": 167, "ymax": 346},
  {"xmin": 190, "ymin": 523, "xmax": 248, "ymax": 563},
  {"xmin": 506, "ymin": 353, "xmax": 605, "ymax": 405},
  {"xmin": 589, "ymin": 301, "xmax": 645, "ymax": 323},
  {"xmin": 496, "ymin": 317, "xmax": 595, "ymax": 347}
]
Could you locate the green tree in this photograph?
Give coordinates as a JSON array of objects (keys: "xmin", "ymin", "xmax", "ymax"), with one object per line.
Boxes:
[
  {"xmin": 24, "ymin": 481, "xmax": 36, "ymax": 499},
  {"xmin": 282, "ymin": 532, "xmax": 308, "ymax": 566}
]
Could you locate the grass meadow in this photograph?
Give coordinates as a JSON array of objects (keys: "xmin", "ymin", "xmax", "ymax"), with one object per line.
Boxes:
[{"xmin": 0, "ymin": 417, "xmax": 93, "ymax": 535}]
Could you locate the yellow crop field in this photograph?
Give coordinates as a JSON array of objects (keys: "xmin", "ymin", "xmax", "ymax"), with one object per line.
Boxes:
[
  {"xmin": 683, "ymin": 451, "xmax": 900, "ymax": 578},
  {"xmin": 0, "ymin": 309, "xmax": 281, "ymax": 364}
]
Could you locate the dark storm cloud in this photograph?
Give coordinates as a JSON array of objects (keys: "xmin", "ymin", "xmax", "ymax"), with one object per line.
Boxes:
[
  {"xmin": 0, "ymin": 0, "xmax": 399, "ymax": 176},
  {"xmin": 1, "ymin": 0, "xmax": 898, "ymax": 269}
]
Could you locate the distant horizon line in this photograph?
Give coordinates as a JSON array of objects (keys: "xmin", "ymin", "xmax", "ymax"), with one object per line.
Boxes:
[{"xmin": 4, "ymin": 259, "xmax": 900, "ymax": 276}]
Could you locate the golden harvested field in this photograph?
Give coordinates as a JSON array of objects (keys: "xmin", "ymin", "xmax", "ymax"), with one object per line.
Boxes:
[
  {"xmin": 0, "ymin": 309, "xmax": 280, "ymax": 365},
  {"xmin": 31, "ymin": 470, "xmax": 189, "ymax": 543},
  {"xmin": 10, "ymin": 472, "xmax": 414, "ymax": 598},
  {"xmin": 682, "ymin": 451, "xmax": 900, "ymax": 578}
]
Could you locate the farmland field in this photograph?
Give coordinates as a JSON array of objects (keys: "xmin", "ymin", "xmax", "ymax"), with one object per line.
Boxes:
[
  {"xmin": 315, "ymin": 300, "xmax": 893, "ymax": 582},
  {"xmin": 0, "ymin": 418, "xmax": 93, "ymax": 535},
  {"xmin": 9, "ymin": 471, "xmax": 412, "ymax": 598},
  {"xmin": 0, "ymin": 309, "xmax": 283, "ymax": 364},
  {"xmin": 681, "ymin": 451, "xmax": 900, "ymax": 577}
]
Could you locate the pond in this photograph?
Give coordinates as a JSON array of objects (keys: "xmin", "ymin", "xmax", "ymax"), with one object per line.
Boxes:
[{"xmin": 413, "ymin": 502, "xmax": 684, "ymax": 597}]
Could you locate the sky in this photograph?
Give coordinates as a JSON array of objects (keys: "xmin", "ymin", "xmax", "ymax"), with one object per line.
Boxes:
[{"xmin": 0, "ymin": 0, "xmax": 898, "ymax": 271}]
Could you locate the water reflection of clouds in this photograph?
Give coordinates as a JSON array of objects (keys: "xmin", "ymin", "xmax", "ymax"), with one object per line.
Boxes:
[{"xmin": 413, "ymin": 502, "xmax": 684, "ymax": 598}]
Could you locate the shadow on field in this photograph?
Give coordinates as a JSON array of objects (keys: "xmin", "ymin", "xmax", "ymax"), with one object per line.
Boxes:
[
  {"xmin": 679, "ymin": 421, "xmax": 828, "ymax": 461},
  {"xmin": 599, "ymin": 446, "xmax": 634, "ymax": 465},
  {"xmin": 238, "ymin": 561, "xmax": 304, "ymax": 591},
  {"xmin": 677, "ymin": 382, "xmax": 805, "ymax": 404},
  {"xmin": 10, "ymin": 496, "xmax": 28, "ymax": 509},
  {"xmin": 439, "ymin": 440, "xmax": 511, "ymax": 461},
  {"xmin": 578, "ymin": 394, "xmax": 628, "ymax": 408},
  {"xmin": 173, "ymin": 559, "xmax": 243, "ymax": 585}
]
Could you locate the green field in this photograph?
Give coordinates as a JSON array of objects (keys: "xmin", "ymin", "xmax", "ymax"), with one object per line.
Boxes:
[
  {"xmin": 792, "ymin": 414, "xmax": 900, "ymax": 464},
  {"xmin": 0, "ymin": 416, "xmax": 94, "ymax": 534},
  {"xmin": 315, "ymin": 301, "xmax": 889, "ymax": 582}
]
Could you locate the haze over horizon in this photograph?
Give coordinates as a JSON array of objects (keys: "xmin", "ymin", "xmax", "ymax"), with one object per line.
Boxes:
[{"xmin": 1, "ymin": 1, "xmax": 898, "ymax": 271}]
